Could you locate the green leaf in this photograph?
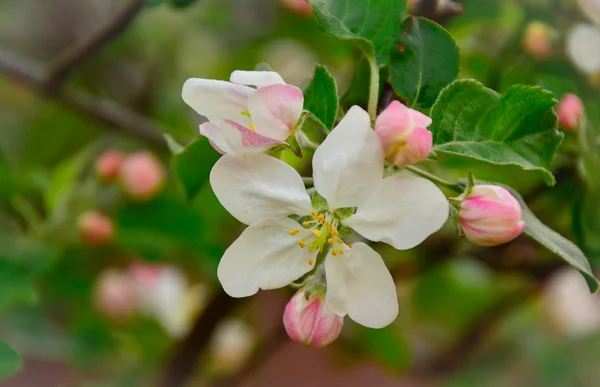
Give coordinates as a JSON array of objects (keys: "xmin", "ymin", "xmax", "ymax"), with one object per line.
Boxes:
[
  {"xmin": 507, "ymin": 187, "xmax": 599, "ymax": 293},
  {"xmin": 144, "ymin": 0, "xmax": 165, "ymax": 5},
  {"xmin": 390, "ymin": 16, "xmax": 460, "ymax": 107},
  {"xmin": 169, "ymin": 0, "xmax": 197, "ymax": 8},
  {"xmin": 308, "ymin": 0, "xmax": 405, "ymax": 65},
  {"xmin": 341, "ymin": 58, "xmax": 389, "ymax": 106},
  {"xmin": 303, "ymin": 65, "xmax": 338, "ymax": 130},
  {"xmin": 430, "ymin": 80, "xmax": 563, "ymax": 185},
  {"xmin": 0, "ymin": 342, "xmax": 22, "ymax": 381},
  {"xmin": 171, "ymin": 137, "xmax": 219, "ymax": 200},
  {"xmin": 355, "ymin": 325, "xmax": 410, "ymax": 371},
  {"xmin": 0, "ymin": 259, "xmax": 37, "ymax": 310}
]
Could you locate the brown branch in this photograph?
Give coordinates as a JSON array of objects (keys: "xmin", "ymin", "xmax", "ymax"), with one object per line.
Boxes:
[
  {"xmin": 45, "ymin": 0, "xmax": 145, "ymax": 90},
  {"xmin": 155, "ymin": 290, "xmax": 242, "ymax": 387},
  {"xmin": 0, "ymin": 47, "xmax": 166, "ymax": 146}
]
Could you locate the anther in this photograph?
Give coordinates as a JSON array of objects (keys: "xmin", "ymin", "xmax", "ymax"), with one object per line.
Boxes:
[
  {"xmin": 312, "ymin": 229, "xmax": 321, "ymax": 237},
  {"xmin": 331, "ymin": 229, "xmax": 339, "ymax": 236},
  {"xmin": 244, "ymin": 210, "xmax": 249, "ymax": 214},
  {"xmin": 289, "ymin": 228, "xmax": 300, "ymax": 236},
  {"xmin": 327, "ymin": 238, "xmax": 334, "ymax": 245},
  {"xmin": 317, "ymin": 215, "xmax": 326, "ymax": 224},
  {"xmin": 311, "ymin": 211, "xmax": 318, "ymax": 219},
  {"xmin": 348, "ymin": 244, "xmax": 353, "ymax": 248},
  {"xmin": 335, "ymin": 237, "xmax": 343, "ymax": 244},
  {"xmin": 302, "ymin": 221, "xmax": 310, "ymax": 227},
  {"xmin": 308, "ymin": 258, "xmax": 314, "ymax": 266},
  {"xmin": 332, "ymin": 250, "xmax": 338, "ymax": 256},
  {"xmin": 298, "ymin": 240, "xmax": 305, "ymax": 248},
  {"xmin": 338, "ymin": 249, "xmax": 345, "ymax": 255}
]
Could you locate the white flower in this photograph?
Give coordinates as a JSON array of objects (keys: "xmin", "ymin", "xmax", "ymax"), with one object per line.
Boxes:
[
  {"xmin": 210, "ymin": 106, "xmax": 449, "ymax": 328},
  {"xmin": 182, "ymin": 70, "xmax": 303, "ymax": 154},
  {"xmin": 566, "ymin": 24, "xmax": 600, "ymax": 75}
]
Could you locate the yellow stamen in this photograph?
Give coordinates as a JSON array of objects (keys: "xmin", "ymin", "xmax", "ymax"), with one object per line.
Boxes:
[
  {"xmin": 327, "ymin": 238, "xmax": 334, "ymax": 245},
  {"xmin": 331, "ymin": 229, "xmax": 339, "ymax": 236},
  {"xmin": 332, "ymin": 250, "xmax": 338, "ymax": 256},
  {"xmin": 298, "ymin": 240, "xmax": 305, "ymax": 248},
  {"xmin": 335, "ymin": 237, "xmax": 343, "ymax": 244},
  {"xmin": 308, "ymin": 259, "xmax": 314, "ymax": 266},
  {"xmin": 302, "ymin": 221, "xmax": 310, "ymax": 227},
  {"xmin": 317, "ymin": 215, "xmax": 326, "ymax": 224},
  {"xmin": 348, "ymin": 244, "xmax": 353, "ymax": 249},
  {"xmin": 240, "ymin": 110, "xmax": 251, "ymax": 117},
  {"xmin": 289, "ymin": 228, "xmax": 300, "ymax": 236},
  {"xmin": 311, "ymin": 211, "xmax": 318, "ymax": 219},
  {"xmin": 248, "ymin": 124, "xmax": 255, "ymax": 132},
  {"xmin": 312, "ymin": 229, "xmax": 321, "ymax": 237},
  {"xmin": 338, "ymin": 249, "xmax": 345, "ymax": 255},
  {"xmin": 244, "ymin": 210, "xmax": 248, "ymax": 214}
]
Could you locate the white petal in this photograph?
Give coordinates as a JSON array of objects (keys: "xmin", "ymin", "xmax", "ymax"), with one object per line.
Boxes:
[
  {"xmin": 312, "ymin": 106, "xmax": 384, "ymax": 210},
  {"xmin": 325, "ymin": 242, "xmax": 398, "ymax": 328},
  {"xmin": 230, "ymin": 70, "xmax": 286, "ymax": 88},
  {"xmin": 182, "ymin": 78, "xmax": 253, "ymax": 125},
  {"xmin": 344, "ymin": 174, "xmax": 449, "ymax": 250},
  {"xmin": 217, "ymin": 120, "xmax": 283, "ymax": 155},
  {"xmin": 200, "ymin": 122, "xmax": 233, "ymax": 154},
  {"xmin": 210, "ymin": 154, "xmax": 312, "ymax": 224},
  {"xmin": 217, "ymin": 217, "xmax": 317, "ymax": 297},
  {"xmin": 247, "ymin": 84, "xmax": 304, "ymax": 140},
  {"xmin": 566, "ymin": 24, "xmax": 600, "ymax": 74}
]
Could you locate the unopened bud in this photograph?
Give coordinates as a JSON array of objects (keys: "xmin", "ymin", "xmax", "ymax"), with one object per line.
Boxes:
[
  {"xmin": 522, "ymin": 21, "xmax": 553, "ymax": 59},
  {"xmin": 79, "ymin": 210, "xmax": 114, "ymax": 245},
  {"xmin": 280, "ymin": 0, "xmax": 312, "ymax": 15},
  {"xmin": 94, "ymin": 269, "xmax": 136, "ymax": 321},
  {"xmin": 375, "ymin": 101, "xmax": 432, "ymax": 169},
  {"xmin": 283, "ymin": 290, "xmax": 343, "ymax": 348},
  {"xmin": 119, "ymin": 152, "xmax": 164, "ymax": 201},
  {"xmin": 458, "ymin": 185, "xmax": 526, "ymax": 246},
  {"xmin": 95, "ymin": 150, "xmax": 126, "ymax": 183},
  {"xmin": 557, "ymin": 93, "xmax": 584, "ymax": 132}
]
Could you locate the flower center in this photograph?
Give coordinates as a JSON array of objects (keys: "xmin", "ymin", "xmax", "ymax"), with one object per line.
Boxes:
[{"xmin": 289, "ymin": 211, "xmax": 350, "ymax": 260}]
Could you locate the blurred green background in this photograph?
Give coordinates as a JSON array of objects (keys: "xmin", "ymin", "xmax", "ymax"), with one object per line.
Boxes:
[{"xmin": 1, "ymin": 0, "xmax": 600, "ymax": 386}]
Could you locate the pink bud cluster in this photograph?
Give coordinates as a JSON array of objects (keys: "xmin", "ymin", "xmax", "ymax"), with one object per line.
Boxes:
[
  {"xmin": 283, "ymin": 290, "xmax": 343, "ymax": 348},
  {"xmin": 457, "ymin": 185, "xmax": 526, "ymax": 246}
]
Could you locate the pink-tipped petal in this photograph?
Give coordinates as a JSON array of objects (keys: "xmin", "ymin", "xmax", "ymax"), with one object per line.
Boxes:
[
  {"xmin": 230, "ymin": 70, "xmax": 286, "ymax": 88},
  {"xmin": 200, "ymin": 122, "xmax": 233, "ymax": 154},
  {"xmin": 182, "ymin": 79, "xmax": 254, "ymax": 126},
  {"xmin": 247, "ymin": 84, "xmax": 304, "ymax": 140},
  {"xmin": 223, "ymin": 119, "xmax": 283, "ymax": 151},
  {"xmin": 558, "ymin": 93, "xmax": 584, "ymax": 132},
  {"xmin": 410, "ymin": 109, "xmax": 433, "ymax": 128},
  {"xmin": 375, "ymin": 101, "xmax": 415, "ymax": 140}
]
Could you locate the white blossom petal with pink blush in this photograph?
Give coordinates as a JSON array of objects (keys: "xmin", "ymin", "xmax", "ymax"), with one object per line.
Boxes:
[
  {"xmin": 218, "ymin": 217, "xmax": 317, "ymax": 298},
  {"xmin": 230, "ymin": 70, "xmax": 286, "ymax": 88},
  {"xmin": 210, "ymin": 154, "xmax": 312, "ymax": 225},
  {"xmin": 312, "ymin": 106, "xmax": 384, "ymax": 209},
  {"xmin": 344, "ymin": 173, "xmax": 449, "ymax": 250},
  {"xmin": 247, "ymin": 84, "xmax": 304, "ymax": 140},
  {"xmin": 325, "ymin": 242, "xmax": 398, "ymax": 328}
]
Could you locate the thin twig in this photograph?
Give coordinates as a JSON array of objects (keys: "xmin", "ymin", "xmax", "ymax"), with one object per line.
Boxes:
[
  {"xmin": 46, "ymin": 0, "xmax": 145, "ymax": 90},
  {"xmin": 0, "ymin": 47, "xmax": 166, "ymax": 146}
]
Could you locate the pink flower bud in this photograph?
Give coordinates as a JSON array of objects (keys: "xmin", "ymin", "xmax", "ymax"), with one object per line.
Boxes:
[
  {"xmin": 557, "ymin": 93, "xmax": 584, "ymax": 132},
  {"xmin": 283, "ymin": 290, "xmax": 343, "ymax": 348},
  {"xmin": 375, "ymin": 101, "xmax": 433, "ymax": 169},
  {"xmin": 79, "ymin": 210, "xmax": 114, "ymax": 245},
  {"xmin": 458, "ymin": 185, "xmax": 526, "ymax": 246},
  {"xmin": 94, "ymin": 269, "xmax": 136, "ymax": 321},
  {"xmin": 119, "ymin": 152, "xmax": 164, "ymax": 201},
  {"xmin": 95, "ymin": 150, "xmax": 126, "ymax": 183},
  {"xmin": 280, "ymin": 0, "xmax": 312, "ymax": 15},
  {"xmin": 522, "ymin": 21, "xmax": 553, "ymax": 59}
]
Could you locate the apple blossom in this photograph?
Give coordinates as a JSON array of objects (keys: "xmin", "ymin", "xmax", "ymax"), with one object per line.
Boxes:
[
  {"xmin": 182, "ymin": 70, "xmax": 303, "ymax": 155},
  {"xmin": 119, "ymin": 152, "xmax": 165, "ymax": 201},
  {"xmin": 95, "ymin": 150, "xmax": 126, "ymax": 183},
  {"xmin": 93, "ymin": 269, "xmax": 136, "ymax": 320},
  {"xmin": 79, "ymin": 210, "xmax": 114, "ymax": 245},
  {"xmin": 211, "ymin": 106, "xmax": 449, "ymax": 328},
  {"xmin": 566, "ymin": 24, "xmax": 600, "ymax": 75},
  {"xmin": 283, "ymin": 289, "xmax": 343, "ymax": 347},
  {"xmin": 557, "ymin": 93, "xmax": 584, "ymax": 131},
  {"xmin": 457, "ymin": 185, "xmax": 526, "ymax": 247},
  {"xmin": 375, "ymin": 101, "xmax": 433, "ymax": 169}
]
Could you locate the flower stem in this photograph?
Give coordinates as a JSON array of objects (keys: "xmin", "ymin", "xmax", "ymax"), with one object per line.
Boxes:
[
  {"xmin": 405, "ymin": 165, "xmax": 463, "ymax": 193},
  {"xmin": 302, "ymin": 177, "xmax": 314, "ymax": 186},
  {"xmin": 368, "ymin": 59, "xmax": 379, "ymax": 120}
]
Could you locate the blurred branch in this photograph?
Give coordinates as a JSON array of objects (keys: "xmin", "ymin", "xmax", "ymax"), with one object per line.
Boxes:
[
  {"xmin": 0, "ymin": 47, "xmax": 166, "ymax": 146},
  {"xmin": 46, "ymin": 0, "xmax": 145, "ymax": 90},
  {"xmin": 155, "ymin": 290, "xmax": 242, "ymax": 387},
  {"xmin": 213, "ymin": 328, "xmax": 288, "ymax": 387}
]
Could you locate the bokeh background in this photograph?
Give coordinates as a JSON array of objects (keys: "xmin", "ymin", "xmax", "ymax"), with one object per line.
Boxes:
[{"xmin": 1, "ymin": 0, "xmax": 600, "ymax": 386}]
